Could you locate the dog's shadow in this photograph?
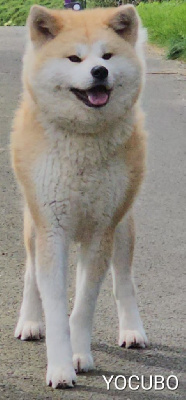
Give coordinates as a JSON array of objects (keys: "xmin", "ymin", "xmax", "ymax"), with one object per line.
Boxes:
[
  {"xmin": 69, "ymin": 342, "xmax": 185, "ymax": 398},
  {"xmin": 91, "ymin": 342, "xmax": 186, "ymax": 373}
]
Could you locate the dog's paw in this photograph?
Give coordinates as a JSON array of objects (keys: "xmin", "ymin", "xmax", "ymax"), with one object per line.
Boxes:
[
  {"xmin": 14, "ymin": 320, "xmax": 44, "ymax": 340},
  {"xmin": 73, "ymin": 353, "xmax": 94, "ymax": 373},
  {"xmin": 46, "ymin": 365, "xmax": 76, "ymax": 389},
  {"xmin": 119, "ymin": 329, "xmax": 148, "ymax": 349}
]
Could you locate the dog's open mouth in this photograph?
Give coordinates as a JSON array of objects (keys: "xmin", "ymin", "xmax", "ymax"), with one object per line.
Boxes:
[{"xmin": 70, "ymin": 85, "xmax": 111, "ymax": 108}]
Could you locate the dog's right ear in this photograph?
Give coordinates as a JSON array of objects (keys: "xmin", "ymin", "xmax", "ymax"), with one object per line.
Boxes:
[{"xmin": 28, "ymin": 5, "xmax": 62, "ymax": 46}]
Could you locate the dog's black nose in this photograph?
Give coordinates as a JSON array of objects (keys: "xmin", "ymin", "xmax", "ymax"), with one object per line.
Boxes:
[{"xmin": 91, "ymin": 66, "xmax": 108, "ymax": 80}]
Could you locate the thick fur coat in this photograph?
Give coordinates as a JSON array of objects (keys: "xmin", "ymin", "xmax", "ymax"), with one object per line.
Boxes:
[{"xmin": 11, "ymin": 5, "xmax": 147, "ymax": 389}]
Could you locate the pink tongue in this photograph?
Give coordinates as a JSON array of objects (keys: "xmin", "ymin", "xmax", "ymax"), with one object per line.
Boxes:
[{"xmin": 88, "ymin": 92, "xmax": 109, "ymax": 106}]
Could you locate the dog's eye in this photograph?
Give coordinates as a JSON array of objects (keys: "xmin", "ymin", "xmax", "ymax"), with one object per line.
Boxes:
[
  {"xmin": 68, "ymin": 55, "xmax": 82, "ymax": 63},
  {"xmin": 102, "ymin": 53, "xmax": 113, "ymax": 60}
]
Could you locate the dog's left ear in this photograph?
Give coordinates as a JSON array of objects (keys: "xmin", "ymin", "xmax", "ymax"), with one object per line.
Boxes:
[{"xmin": 108, "ymin": 5, "xmax": 139, "ymax": 46}]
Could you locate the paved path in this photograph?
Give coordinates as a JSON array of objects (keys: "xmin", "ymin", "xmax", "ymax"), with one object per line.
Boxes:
[{"xmin": 0, "ymin": 28, "xmax": 185, "ymax": 400}]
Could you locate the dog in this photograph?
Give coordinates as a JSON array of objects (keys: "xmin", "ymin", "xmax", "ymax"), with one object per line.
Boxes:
[{"xmin": 11, "ymin": 4, "xmax": 148, "ymax": 389}]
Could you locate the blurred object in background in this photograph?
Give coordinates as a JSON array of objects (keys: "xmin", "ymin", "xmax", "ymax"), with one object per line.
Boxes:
[{"xmin": 64, "ymin": 0, "xmax": 86, "ymax": 9}]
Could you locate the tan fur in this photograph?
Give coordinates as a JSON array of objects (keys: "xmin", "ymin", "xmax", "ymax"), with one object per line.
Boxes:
[{"xmin": 112, "ymin": 109, "xmax": 147, "ymax": 226}]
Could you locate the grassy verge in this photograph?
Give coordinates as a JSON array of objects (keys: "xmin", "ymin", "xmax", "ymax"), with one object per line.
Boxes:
[
  {"xmin": 0, "ymin": 1, "xmax": 64, "ymax": 26},
  {"xmin": 0, "ymin": 0, "xmax": 185, "ymax": 61},
  {"xmin": 137, "ymin": 1, "xmax": 186, "ymax": 61}
]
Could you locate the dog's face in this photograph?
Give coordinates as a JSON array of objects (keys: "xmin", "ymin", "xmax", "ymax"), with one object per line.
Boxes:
[{"xmin": 24, "ymin": 5, "xmax": 145, "ymax": 130}]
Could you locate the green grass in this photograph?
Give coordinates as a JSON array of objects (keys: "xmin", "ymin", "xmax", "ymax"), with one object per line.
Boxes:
[
  {"xmin": 0, "ymin": 0, "xmax": 185, "ymax": 61},
  {"xmin": 0, "ymin": 1, "xmax": 64, "ymax": 26},
  {"xmin": 137, "ymin": 1, "xmax": 186, "ymax": 61}
]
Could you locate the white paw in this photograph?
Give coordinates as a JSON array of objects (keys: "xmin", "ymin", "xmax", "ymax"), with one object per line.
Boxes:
[
  {"xmin": 46, "ymin": 365, "xmax": 77, "ymax": 389},
  {"xmin": 73, "ymin": 353, "xmax": 94, "ymax": 373},
  {"xmin": 14, "ymin": 319, "xmax": 44, "ymax": 340},
  {"xmin": 119, "ymin": 329, "xmax": 148, "ymax": 348}
]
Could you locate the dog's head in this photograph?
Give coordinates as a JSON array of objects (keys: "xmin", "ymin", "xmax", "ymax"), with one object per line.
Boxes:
[{"xmin": 24, "ymin": 5, "xmax": 146, "ymax": 131}]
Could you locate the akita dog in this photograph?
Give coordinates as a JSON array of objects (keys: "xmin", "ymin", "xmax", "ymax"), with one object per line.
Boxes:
[{"xmin": 11, "ymin": 5, "xmax": 148, "ymax": 389}]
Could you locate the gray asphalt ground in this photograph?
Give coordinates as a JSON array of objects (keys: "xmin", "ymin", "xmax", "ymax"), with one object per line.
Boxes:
[{"xmin": 0, "ymin": 28, "xmax": 186, "ymax": 400}]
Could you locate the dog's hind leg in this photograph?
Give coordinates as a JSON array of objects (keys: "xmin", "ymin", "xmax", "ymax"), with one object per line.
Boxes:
[
  {"xmin": 70, "ymin": 232, "xmax": 113, "ymax": 373},
  {"xmin": 14, "ymin": 204, "xmax": 44, "ymax": 340},
  {"xmin": 111, "ymin": 212, "xmax": 147, "ymax": 349}
]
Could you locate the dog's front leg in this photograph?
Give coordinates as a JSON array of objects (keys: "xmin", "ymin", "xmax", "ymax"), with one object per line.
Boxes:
[
  {"xmin": 35, "ymin": 227, "xmax": 76, "ymax": 389},
  {"xmin": 70, "ymin": 232, "xmax": 113, "ymax": 373}
]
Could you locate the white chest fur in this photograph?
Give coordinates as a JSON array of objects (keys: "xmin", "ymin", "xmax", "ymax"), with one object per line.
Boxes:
[{"xmin": 33, "ymin": 124, "xmax": 131, "ymax": 240}]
